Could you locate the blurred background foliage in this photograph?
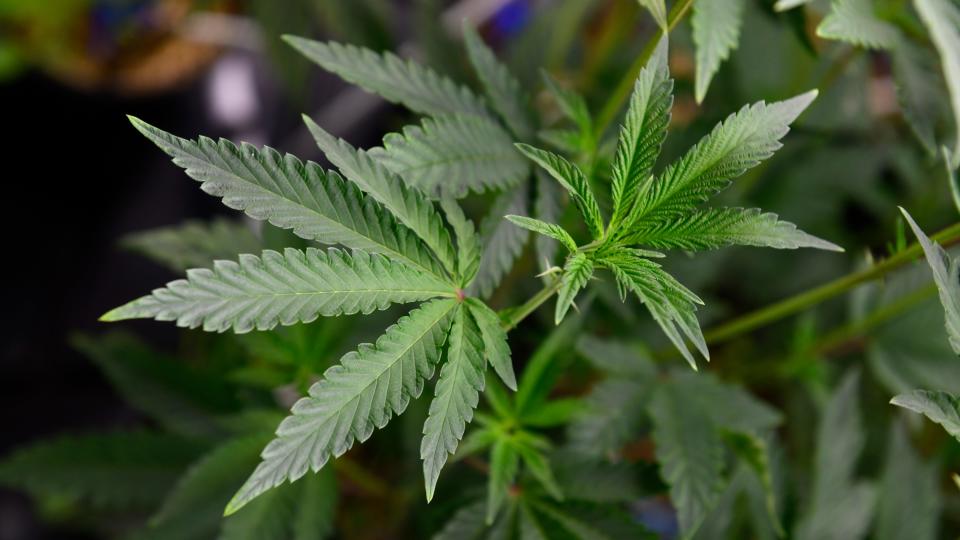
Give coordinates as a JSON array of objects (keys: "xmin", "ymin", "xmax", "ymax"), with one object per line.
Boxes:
[{"xmin": 1, "ymin": 0, "xmax": 959, "ymax": 538}]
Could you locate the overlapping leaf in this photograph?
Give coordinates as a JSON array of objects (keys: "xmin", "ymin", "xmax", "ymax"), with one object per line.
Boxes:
[
  {"xmin": 692, "ymin": 0, "xmax": 746, "ymax": 103},
  {"xmin": 463, "ymin": 24, "xmax": 535, "ymax": 139},
  {"xmin": 102, "ymin": 248, "xmax": 456, "ymax": 333},
  {"xmin": 226, "ymin": 298, "xmax": 457, "ymax": 513},
  {"xmin": 127, "ymin": 117, "xmax": 445, "ymax": 278},
  {"xmin": 284, "ymin": 36, "xmax": 488, "ymax": 118}
]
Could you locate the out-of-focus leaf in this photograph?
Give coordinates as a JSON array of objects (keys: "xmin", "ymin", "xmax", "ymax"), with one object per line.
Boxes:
[
  {"xmin": 914, "ymin": 0, "xmax": 960, "ymax": 158},
  {"xmin": 873, "ymin": 421, "xmax": 940, "ymax": 540},
  {"xmin": 122, "ymin": 218, "xmax": 261, "ymax": 273}
]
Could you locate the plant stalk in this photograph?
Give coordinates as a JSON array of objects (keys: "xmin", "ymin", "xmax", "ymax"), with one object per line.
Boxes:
[
  {"xmin": 500, "ymin": 278, "xmax": 564, "ymax": 331},
  {"xmin": 592, "ymin": 0, "xmax": 695, "ymax": 140},
  {"xmin": 704, "ymin": 221, "xmax": 960, "ymax": 345}
]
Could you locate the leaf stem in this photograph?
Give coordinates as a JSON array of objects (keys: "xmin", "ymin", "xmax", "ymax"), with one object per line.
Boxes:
[
  {"xmin": 592, "ymin": 0, "xmax": 695, "ymax": 140},
  {"xmin": 704, "ymin": 221, "xmax": 960, "ymax": 345},
  {"xmin": 500, "ymin": 278, "xmax": 564, "ymax": 331}
]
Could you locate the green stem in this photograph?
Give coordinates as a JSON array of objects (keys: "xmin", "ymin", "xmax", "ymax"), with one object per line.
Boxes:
[
  {"xmin": 500, "ymin": 278, "xmax": 564, "ymax": 332},
  {"xmin": 704, "ymin": 221, "xmax": 960, "ymax": 345},
  {"xmin": 592, "ymin": 0, "xmax": 695, "ymax": 140}
]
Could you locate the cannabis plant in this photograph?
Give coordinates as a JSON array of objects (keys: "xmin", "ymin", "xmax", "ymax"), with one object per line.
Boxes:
[{"xmin": 100, "ymin": 24, "xmax": 839, "ymax": 521}]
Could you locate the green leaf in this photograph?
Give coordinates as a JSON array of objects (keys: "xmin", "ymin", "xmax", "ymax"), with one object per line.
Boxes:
[
  {"xmin": 505, "ymin": 215, "xmax": 578, "ymax": 253},
  {"xmin": 567, "ymin": 379, "xmax": 648, "ymax": 459},
  {"xmin": 514, "ymin": 314, "xmax": 585, "ymax": 426},
  {"xmin": 221, "ymin": 467, "xmax": 337, "ymax": 540},
  {"xmin": 555, "ymin": 253, "xmax": 594, "ymax": 324},
  {"xmin": 516, "ymin": 144, "xmax": 604, "ymax": 239},
  {"xmin": 149, "ymin": 435, "xmax": 269, "ymax": 539},
  {"xmin": 774, "ymin": 0, "xmax": 813, "ymax": 11},
  {"xmin": 0, "ymin": 431, "xmax": 204, "ymax": 510},
  {"xmin": 891, "ymin": 389, "xmax": 960, "ymax": 440},
  {"xmin": 519, "ymin": 398, "xmax": 583, "ymax": 427},
  {"xmin": 637, "ymin": 0, "xmax": 668, "ymax": 29},
  {"xmin": 433, "ymin": 498, "xmax": 488, "ymax": 540},
  {"xmin": 628, "ymin": 91, "xmax": 818, "ymax": 226},
  {"xmin": 816, "ymin": 0, "xmax": 900, "ymax": 49},
  {"xmin": 891, "ymin": 41, "xmax": 947, "ymax": 155},
  {"xmin": 422, "ymin": 304, "xmax": 487, "ymax": 501},
  {"xmin": 122, "ymin": 218, "xmax": 261, "ymax": 272},
  {"xmin": 914, "ymin": 0, "xmax": 960, "ymax": 158},
  {"xmin": 227, "ymin": 298, "xmax": 457, "ymax": 513},
  {"xmin": 671, "ymin": 371, "xmax": 782, "ymax": 432},
  {"xmin": 795, "ymin": 371, "xmax": 875, "ymax": 540},
  {"xmin": 722, "ymin": 431, "xmax": 784, "ymax": 537},
  {"xmin": 626, "ymin": 207, "xmax": 842, "ymax": 251},
  {"xmin": 73, "ymin": 333, "xmax": 239, "ymax": 438},
  {"xmin": 692, "ymin": 0, "xmax": 746, "ymax": 103},
  {"xmin": 304, "ymin": 117, "xmax": 458, "ymax": 277},
  {"xmin": 526, "ymin": 499, "xmax": 655, "ymax": 539},
  {"xmin": 463, "ymin": 23, "xmax": 536, "ymax": 139},
  {"xmin": 576, "ymin": 335, "xmax": 658, "ymax": 376},
  {"xmin": 103, "ymin": 248, "xmax": 456, "ymax": 333},
  {"xmin": 649, "ymin": 383, "xmax": 726, "ymax": 537},
  {"xmin": 441, "ymin": 197, "xmax": 481, "ymax": 286},
  {"xmin": 469, "ymin": 185, "xmax": 530, "ymax": 299},
  {"xmin": 601, "ymin": 251, "xmax": 707, "ymax": 368},
  {"xmin": 874, "ymin": 421, "xmax": 940, "ymax": 540},
  {"xmin": 283, "ymin": 36, "xmax": 488, "ymax": 118},
  {"xmin": 487, "ymin": 439, "xmax": 520, "ymax": 523},
  {"xmin": 609, "ymin": 36, "xmax": 672, "ymax": 232},
  {"xmin": 515, "ymin": 442, "xmax": 564, "ymax": 501},
  {"xmin": 127, "ymin": 116, "xmax": 445, "ymax": 279},
  {"xmin": 371, "ymin": 113, "xmax": 530, "ymax": 199},
  {"xmin": 541, "ymin": 72, "xmax": 592, "ymax": 137},
  {"xmin": 467, "ymin": 298, "xmax": 517, "ymax": 391},
  {"xmin": 900, "ymin": 208, "xmax": 960, "ymax": 353},
  {"xmin": 534, "ymin": 172, "xmax": 564, "ymax": 272}
]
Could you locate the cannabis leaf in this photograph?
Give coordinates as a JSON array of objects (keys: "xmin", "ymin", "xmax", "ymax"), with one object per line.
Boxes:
[
  {"xmin": 899, "ymin": 208, "xmax": 960, "ymax": 352},
  {"xmin": 511, "ymin": 38, "xmax": 837, "ymax": 368},
  {"xmin": 125, "ymin": 117, "xmax": 446, "ymax": 279},
  {"xmin": 817, "ymin": 0, "xmax": 899, "ymax": 49},
  {"xmin": 102, "ymin": 248, "xmax": 457, "ymax": 333},
  {"xmin": 874, "ymin": 421, "xmax": 940, "ymax": 540},
  {"xmin": 914, "ymin": 0, "xmax": 960, "ymax": 160},
  {"xmin": 121, "ymin": 218, "xmax": 261, "ymax": 272},
  {"xmin": 469, "ymin": 185, "xmax": 530, "ymax": 299},
  {"xmin": 692, "ymin": 0, "xmax": 745, "ymax": 103},
  {"xmin": 370, "ymin": 114, "xmax": 529, "ymax": 199},
  {"xmin": 891, "ymin": 390, "xmax": 960, "ymax": 439},
  {"xmin": 226, "ymin": 298, "xmax": 457, "ymax": 513},
  {"xmin": 283, "ymin": 36, "xmax": 488, "ymax": 118}
]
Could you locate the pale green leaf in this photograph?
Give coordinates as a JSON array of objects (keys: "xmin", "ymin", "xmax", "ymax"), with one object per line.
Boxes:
[
  {"xmin": 722, "ymin": 431, "xmax": 784, "ymax": 537},
  {"xmin": 609, "ymin": 36, "xmax": 672, "ymax": 231},
  {"xmin": 0, "ymin": 432, "xmax": 204, "ymax": 510},
  {"xmin": 672, "ymin": 371, "xmax": 783, "ymax": 432},
  {"xmin": 505, "ymin": 215, "xmax": 578, "ymax": 253},
  {"xmin": 891, "ymin": 389, "xmax": 960, "ymax": 440},
  {"xmin": 441, "ymin": 196, "xmax": 481, "ymax": 286},
  {"xmin": 555, "ymin": 253, "xmax": 594, "ymax": 324},
  {"xmin": 122, "ymin": 218, "xmax": 261, "ymax": 272},
  {"xmin": 487, "ymin": 439, "xmax": 520, "ymax": 523},
  {"xmin": 795, "ymin": 371, "xmax": 875, "ymax": 540},
  {"xmin": 149, "ymin": 435, "xmax": 268, "ymax": 539},
  {"xmin": 914, "ymin": 0, "xmax": 960, "ymax": 158},
  {"xmin": 891, "ymin": 42, "xmax": 948, "ymax": 155},
  {"xmin": 519, "ymin": 397, "xmax": 583, "ymax": 427},
  {"xmin": 516, "ymin": 144, "xmax": 604, "ymax": 239},
  {"xmin": 371, "ymin": 113, "xmax": 530, "ymax": 199},
  {"xmin": 874, "ymin": 421, "xmax": 940, "ymax": 540},
  {"xmin": 900, "ymin": 208, "xmax": 960, "ymax": 353},
  {"xmin": 469, "ymin": 184, "xmax": 530, "ymax": 299},
  {"xmin": 127, "ymin": 116, "xmax": 445, "ymax": 279},
  {"xmin": 637, "ymin": 0, "xmax": 668, "ymax": 29},
  {"xmin": 628, "ymin": 91, "xmax": 817, "ymax": 226},
  {"xmin": 626, "ymin": 207, "xmax": 842, "ymax": 252},
  {"xmin": 463, "ymin": 24, "xmax": 536, "ymax": 139},
  {"xmin": 567, "ymin": 379, "xmax": 649, "ymax": 458},
  {"xmin": 220, "ymin": 467, "xmax": 337, "ymax": 540},
  {"xmin": 650, "ymin": 382, "xmax": 726, "ymax": 536},
  {"xmin": 601, "ymin": 251, "xmax": 707, "ymax": 368},
  {"xmin": 73, "ymin": 333, "xmax": 239, "ymax": 438},
  {"xmin": 422, "ymin": 305, "xmax": 487, "ymax": 501},
  {"xmin": 816, "ymin": 0, "xmax": 900, "ymax": 49},
  {"xmin": 467, "ymin": 298, "xmax": 517, "ymax": 391},
  {"xmin": 284, "ymin": 36, "xmax": 488, "ymax": 117},
  {"xmin": 541, "ymin": 72, "xmax": 592, "ymax": 135},
  {"xmin": 693, "ymin": 0, "xmax": 746, "ymax": 103},
  {"xmin": 515, "ymin": 443, "xmax": 564, "ymax": 501},
  {"xmin": 433, "ymin": 499, "xmax": 488, "ymax": 540},
  {"xmin": 774, "ymin": 0, "xmax": 813, "ymax": 11},
  {"xmin": 534, "ymin": 172, "xmax": 564, "ymax": 272},
  {"xmin": 103, "ymin": 248, "xmax": 456, "ymax": 333},
  {"xmin": 304, "ymin": 117, "xmax": 458, "ymax": 277},
  {"xmin": 226, "ymin": 298, "xmax": 457, "ymax": 513}
]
